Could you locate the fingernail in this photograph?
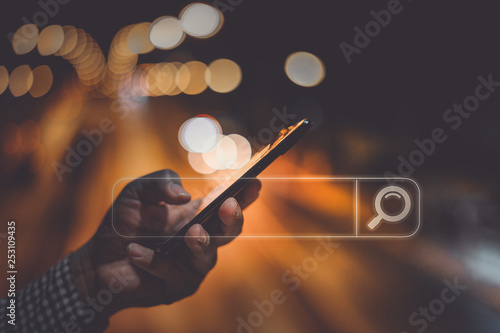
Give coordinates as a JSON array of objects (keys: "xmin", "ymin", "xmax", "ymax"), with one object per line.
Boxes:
[
  {"xmin": 197, "ymin": 227, "xmax": 207, "ymax": 247},
  {"xmin": 170, "ymin": 183, "xmax": 190, "ymax": 198},
  {"xmin": 230, "ymin": 198, "xmax": 240, "ymax": 218},
  {"xmin": 127, "ymin": 243, "xmax": 144, "ymax": 260}
]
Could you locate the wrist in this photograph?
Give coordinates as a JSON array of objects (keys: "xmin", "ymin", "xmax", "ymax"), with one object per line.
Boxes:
[
  {"xmin": 71, "ymin": 240, "xmax": 100, "ymax": 301},
  {"xmin": 71, "ymin": 240, "xmax": 111, "ymax": 330}
]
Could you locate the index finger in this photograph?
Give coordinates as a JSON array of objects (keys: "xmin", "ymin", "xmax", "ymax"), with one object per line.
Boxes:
[{"xmin": 121, "ymin": 169, "xmax": 192, "ymax": 205}]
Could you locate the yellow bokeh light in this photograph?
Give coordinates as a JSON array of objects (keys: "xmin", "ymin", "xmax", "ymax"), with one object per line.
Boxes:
[
  {"xmin": 176, "ymin": 61, "xmax": 208, "ymax": 95},
  {"xmin": 107, "ymin": 26, "xmax": 139, "ymax": 85},
  {"xmin": 112, "ymin": 25, "xmax": 136, "ymax": 57},
  {"xmin": 37, "ymin": 25, "xmax": 64, "ymax": 56},
  {"xmin": 145, "ymin": 63, "xmax": 165, "ymax": 96},
  {"xmin": 155, "ymin": 63, "xmax": 177, "ymax": 95},
  {"xmin": 62, "ymin": 29, "xmax": 88, "ymax": 61},
  {"xmin": 127, "ymin": 23, "xmax": 155, "ymax": 54},
  {"xmin": 29, "ymin": 65, "xmax": 53, "ymax": 98},
  {"xmin": 0, "ymin": 66, "xmax": 8, "ymax": 95},
  {"xmin": 75, "ymin": 46, "xmax": 101, "ymax": 72},
  {"xmin": 54, "ymin": 25, "xmax": 78, "ymax": 56},
  {"xmin": 9, "ymin": 65, "xmax": 34, "ymax": 97},
  {"xmin": 12, "ymin": 24, "xmax": 38, "ymax": 55},
  {"xmin": 77, "ymin": 53, "xmax": 106, "ymax": 85},
  {"xmin": 285, "ymin": 51, "xmax": 326, "ymax": 87},
  {"xmin": 205, "ymin": 58, "xmax": 242, "ymax": 93},
  {"xmin": 134, "ymin": 64, "xmax": 154, "ymax": 96},
  {"xmin": 163, "ymin": 62, "xmax": 183, "ymax": 96}
]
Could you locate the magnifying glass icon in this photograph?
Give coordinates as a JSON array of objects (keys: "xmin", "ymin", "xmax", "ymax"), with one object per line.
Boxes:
[{"xmin": 367, "ymin": 185, "xmax": 412, "ymax": 230}]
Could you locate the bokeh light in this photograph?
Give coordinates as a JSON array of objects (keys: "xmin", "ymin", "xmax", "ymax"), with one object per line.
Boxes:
[
  {"xmin": 69, "ymin": 35, "xmax": 96, "ymax": 66},
  {"xmin": 37, "ymin": 25, "xmax": 64, "ymax": 56},
  {"xmin": 205, "ymin": 59, "xmax": 242, "ymax": 93},
  {"xmin": 178, "ymin": 116, "xmax": 222, "ymax": 153},
  {"xmin": 0, "ymin": 66, "xmax": 8, "ymax": 95},
  {"xmin": 227, "ymin": 134, "xmax": 252, "ymax": 169},
  {"xmin": 163, "ymin": 62, "xmax": 183, "ymax": 96},
  {"xmin": 156, "ymin": 63, "xmax": 178, "ymax": 95},
  {"xmin": 62, "ymin": 29, "xmax": 88, "ymax": 61},
  {"xmin": 202, "ymin": 135, "xmax": 238, "ymax": 170},
  {"xmin": 54, "ymin": 25, "xmax": 78, "ymax": 56},
  {"xmin": 127, "ymin": 23, "xmax": 155, "ymax": 54},
  {"xmin": 9, "ymin": 65, "xmax": 34, "ymax": 97},
  {"xmin": 176, "ymin": 61, "xmax": 208, "ymax": 95},
  {"xmin": 149, "ymin": 16, "xmax": 185, "ymax": 50},
  {"xmin": 12, "ymin": 24, "xmax": 39, "ymax": 55},
  {"xmin": 103, "ymin": 25, "xmax": 141, "ymax": 97},
  {"xmin": 110, "ymin": 25, "xmax": 136, "ymax": 58},
  {"xmin": 117, "ymin": 64, "xmax": 149, "ymax": 98},
  {"xmin": 180, "ymin": 3, "xmax": 223, "ymax": 38},
  {"xmin": 29, "ymin": 65, "xmax": 53, "ymax": 98},
  {"xmin": 145, "ymin": 63, "xmax": 164, "ymax": 96},
  {"xmin": 188, "ymin": 151, "xmax": 216, "ymax": 174},
  {"xmin": 285, "ymin": 51, "xmax": 325, "ymax": 87},
  {"xmin": 77, "ymin": 51, "xmax": 106, "ymax": 86}
]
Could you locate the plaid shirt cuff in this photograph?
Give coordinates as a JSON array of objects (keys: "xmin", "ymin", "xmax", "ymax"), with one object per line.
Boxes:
[{"xmin": 1, "ymin": 253, "xmax": 109, "ymax": 332}]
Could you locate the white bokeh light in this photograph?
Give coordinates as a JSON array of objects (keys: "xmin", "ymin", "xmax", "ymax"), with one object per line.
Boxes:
[
  {"xmin": 202, "ymin": 135, "xmax": 238, "ymax": 170},
  {"xmin": 227, "ymin": 134, "xmax": 251, "ymax": 169},
  {"xmin": 149, "ymin": 16, "xmax": 185, "ymax": 49},
  {"xmin": 179, "ymin": 116, "xmax": 222, "ymax": 153},
  {"xmin": 285, "ymin": 51, "xmax": 325, "ymax": 87},
  {"xmin": 180, "ymin": 3, "xmax": 223, "ymax": 38}
]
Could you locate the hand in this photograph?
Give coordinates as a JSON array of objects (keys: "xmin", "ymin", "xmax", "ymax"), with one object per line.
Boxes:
[{"xmin": 72, "ymin": 169, "xmax": 261, "ymax": 316}]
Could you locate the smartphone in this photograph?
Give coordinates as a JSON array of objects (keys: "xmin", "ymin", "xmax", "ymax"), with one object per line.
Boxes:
[{"xmin": 155, "ymin": 118, "xmax": 312, "ymax": 256}]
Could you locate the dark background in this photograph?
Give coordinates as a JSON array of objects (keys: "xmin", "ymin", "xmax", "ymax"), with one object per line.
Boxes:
[{"xmin": 1, "ymin": 0, "xmax": 500, "ymax": 332}]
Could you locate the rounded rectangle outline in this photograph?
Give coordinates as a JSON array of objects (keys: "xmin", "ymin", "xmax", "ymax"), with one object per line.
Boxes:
[{"xmin": 111, "ymin": 176, "xmax": 421, "ymax": 240}]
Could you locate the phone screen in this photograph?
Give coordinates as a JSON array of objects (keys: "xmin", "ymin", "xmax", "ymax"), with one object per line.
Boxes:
[{"xmin": 155, "ymin": 118, "xmax": 311, "ymax": 255}]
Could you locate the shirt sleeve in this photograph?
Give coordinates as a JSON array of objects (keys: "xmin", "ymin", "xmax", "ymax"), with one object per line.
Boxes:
[{"xmin": 0, "ymin": 253, "xmax": 109, "ymax": 333}]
